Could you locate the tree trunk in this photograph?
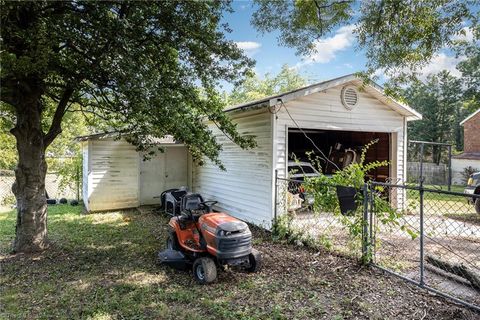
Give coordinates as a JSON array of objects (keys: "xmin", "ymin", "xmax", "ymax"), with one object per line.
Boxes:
[{"xmin": 11, "ymin": 101, "xmax": 48, "ymax": 253}]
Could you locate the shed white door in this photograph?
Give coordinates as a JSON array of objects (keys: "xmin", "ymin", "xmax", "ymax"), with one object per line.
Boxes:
[
  {"xmin": 140, "ymin": 152, "xmax": 165, "ymax": 205},
  {"xmin": 164, "ymin": 147, "xmax": 188, "ymax": 190},
  {"xmin": 139, "ymin": 147, "xmax": 188, "ymax": 205}
]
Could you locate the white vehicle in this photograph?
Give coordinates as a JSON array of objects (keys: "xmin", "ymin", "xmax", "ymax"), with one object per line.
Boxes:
[{"xmin": 288, "ymin": 161, "xmax": 321, "ymax": 180}]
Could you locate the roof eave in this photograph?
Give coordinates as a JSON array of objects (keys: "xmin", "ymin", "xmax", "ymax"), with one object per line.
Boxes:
[
  {"xmin": 75, "ymin": 132, "xmax": 181, "ymax": 145},
  {"xmin": 364, "ymin": 83, "xmax": 422, "ymax": 121},
  {"xmin": 225, "ymin": 74, "xmax": 422, "ymax": 121},
  {"xmin": 266, "ymin": 74, "xmax": 358, "ymax": 107},
  {"xmin": 460, "ymin": 108, "xmax": 480, "ymax": 125},
  {"xmin": 225, "ymin": 74, "xmax": 357, "ymax": 113}
]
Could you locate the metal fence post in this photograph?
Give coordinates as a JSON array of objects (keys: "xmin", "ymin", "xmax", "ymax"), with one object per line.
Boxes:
[
  {"xmin": 362, "ymin": 183, "xmax": 370, "ymax": 264},
  {"xmin": 419, "ymin": 179, "xmax": 425, "ymax": 286},
  {"xmin": 274, "ymin": 169, "xmax": 278, "ymax": 225},
  {"xmin": 76, "ymin": 162, "xmax": 80, "ymax": 201},
  {"xmin": 369, "ymin": 183, "xmax": 375, "ymax": 261},
  {"xmin": 448, "ymin": 145, "xmax": 452, "ymax": 191},
  {"xmin": 419, "ymin": 143, "xmax": 425, "ymax": 184}
]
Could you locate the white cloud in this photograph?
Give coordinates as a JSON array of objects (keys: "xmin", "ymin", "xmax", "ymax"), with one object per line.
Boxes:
[
  {"xmin": 375, "ymin": 53, "xmax": 465, "ymax": 82},
  {"xmin": 235, "ymin": 41, "xmax": 262, "ymax": 56},
  {"xmin": 451, "ymin": 27, "xmax": 475, "ymax": 42},
  {"xmin": 296, "ymin": 24, "xmax": 356, "ymax": 68},
  {"xmin": 417, "ymin": 53, "xmax": 463, "ymax": 80}
]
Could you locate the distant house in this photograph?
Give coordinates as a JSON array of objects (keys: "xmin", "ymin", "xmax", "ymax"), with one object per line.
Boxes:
[
  {"xmin": 79, "ymin": 74, "xmax": 422, "ymax": 228},
  {"xmin": 452, "ymin": 109, "xmax": 480, "ymax": 184}
]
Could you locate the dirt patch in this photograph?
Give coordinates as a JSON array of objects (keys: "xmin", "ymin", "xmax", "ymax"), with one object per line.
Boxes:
[{"xmin": 250, "ymin": 228, "xmax": 478, "ymax": 319}]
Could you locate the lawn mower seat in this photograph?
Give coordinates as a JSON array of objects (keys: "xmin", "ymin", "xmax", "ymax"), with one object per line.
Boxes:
[
  {"xmin": 182, "ymin": 193, "xmax": 204, "ymax": 211},
  {"xmin": 181, "ymin": 193, "xmax": 206, "ymax": 221}
]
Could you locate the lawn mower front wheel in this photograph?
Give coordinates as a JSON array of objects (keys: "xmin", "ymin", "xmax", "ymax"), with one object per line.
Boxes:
[
  {"xmin": 193, "ymin": 257, "xmax": 217, "ymax": 284},
  {"xmin": 245, "ymin": 248, "xmax": 262, "ymax": 273}
]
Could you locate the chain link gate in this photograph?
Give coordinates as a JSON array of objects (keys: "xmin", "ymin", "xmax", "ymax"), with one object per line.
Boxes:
[
  {"xmin": 274, "ymin": 174, "xmax": 480, "ymax": 312},
  {"xmin": 367, "ymin": 182, "xmax": 480, "ymax": 312}
]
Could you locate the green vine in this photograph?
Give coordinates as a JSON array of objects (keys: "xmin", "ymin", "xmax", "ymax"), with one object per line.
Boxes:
[{"xmin": 273, "ymin": 140, "xmax": 417, "ymax": 261}]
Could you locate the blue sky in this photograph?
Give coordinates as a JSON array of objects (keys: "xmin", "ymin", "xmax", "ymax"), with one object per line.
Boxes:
[
  {"xmin": 223, "ymin": 1, "xmax": 367, "ymax": 84},
  {"xmin": 219, "ymin": 1, "xmax": 469, "ymax": 92}
]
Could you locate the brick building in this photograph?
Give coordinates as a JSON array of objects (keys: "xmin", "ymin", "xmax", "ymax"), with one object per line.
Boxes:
[
  {"xmin": 452, "ymin": 109, "xmax": 480, "ymax": 184},
  {"xmin": 461, "ymin": 109, "xmax": 480, "ymax": 154}
]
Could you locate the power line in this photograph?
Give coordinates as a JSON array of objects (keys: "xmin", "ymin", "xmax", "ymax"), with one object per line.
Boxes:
[{"xmin": 271, "ymin": 99, "xmax": 340, "ymax": 172}]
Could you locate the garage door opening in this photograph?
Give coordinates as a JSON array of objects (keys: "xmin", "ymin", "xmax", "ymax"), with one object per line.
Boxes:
[{"xmin": 288, "ymin": 128, "xmax": 391, "ymax": 182}]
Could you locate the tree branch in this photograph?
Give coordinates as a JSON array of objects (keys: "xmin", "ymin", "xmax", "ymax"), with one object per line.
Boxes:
[
  {"xmin": 426, "ymin": 255, "xmax": 480, "ymax": 291},
  {"xmin": 68, "ymin": 106, "xmax": 110, "ymax": 122},
  {"xmin": 43, "ymin": 87, "xmax": 74, "ymax": 147}
]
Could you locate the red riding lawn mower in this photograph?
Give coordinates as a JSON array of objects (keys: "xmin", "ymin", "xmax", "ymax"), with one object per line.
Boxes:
[{"xmin": 157, "ymin": 191, "xmax": 262, "ymax": 284}]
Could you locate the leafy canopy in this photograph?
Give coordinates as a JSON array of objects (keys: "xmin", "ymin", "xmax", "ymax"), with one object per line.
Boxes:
[
  {"xmin": 0, "ymin": 99, "xmax": 90, "ymax": 170},
  {"xmin": 405, "ymin": 71, "xmax": 463, "ymax": 148},
  {"xmin": 403, "ymin": 71, "xmax": 478, "ymax": 162},
  {"xmin": 1, "ymin": 1, "xmax": 256, "ymax": 168},
  {"xmin": 252, "ymin": 0, "xmax": 479, "ymax": 84},
  {"xmin": 228, "ymin": 64, "xmax": 307, "ymax": 105},
  {"xmin": 455, "ymin": 26, "xmax": 480, "ymax": 107},
  {"xmin": 0, "ymin": 108, "xmax": 16, "ymax": 170}
]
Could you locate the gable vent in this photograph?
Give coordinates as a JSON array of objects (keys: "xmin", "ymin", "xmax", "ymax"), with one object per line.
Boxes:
[{"xmin": 341, "ymin": 86, "xmax": 359, "ymax": 110}]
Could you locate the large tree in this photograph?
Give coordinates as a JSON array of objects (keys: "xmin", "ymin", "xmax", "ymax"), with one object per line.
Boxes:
[
  {"xmin": 252, "ymin": 0, "xmax": 479, "ymax": 85},
  {"xmin": 456, "ymin": 24, "xmax": 480, "ymax": 110},
  {"xmin": 0, "ymin": 1, "xmax": 255, "ymax": 253},
  {"xmin": 404, "ymin": 71, "xmax": 464, "ymax": 162},
  {"xmin": 228, "ymin": 64, "xmax": 307, "ymax": 105}
]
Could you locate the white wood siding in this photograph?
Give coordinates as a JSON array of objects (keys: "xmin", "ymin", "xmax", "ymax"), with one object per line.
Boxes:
[
  {"xmin": 139, "ymin": 151, "xmax": 165, "ymax": 205},
  {"xmin": 87, "ymin": 139, "xmax": 140, "ymax": 211},
  {"xmin": 82, "ymin": 142, "xmax": 90, "ymax": 211},
  {"xmin": 193, "ymin": 110, "xmax": 273, "ymax": 228},
  {"xmin": 274, "ymin": 84, "xmax": 406, "ymax": 184}
]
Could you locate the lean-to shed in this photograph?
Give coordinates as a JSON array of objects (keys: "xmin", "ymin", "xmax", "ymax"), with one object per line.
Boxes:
[{"xmin": 78, "ymin": 133, "xmax": 191, "ymax": 212}]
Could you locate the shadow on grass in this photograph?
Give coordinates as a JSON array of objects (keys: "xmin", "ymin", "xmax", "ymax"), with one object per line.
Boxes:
[
  {"xmin": 1, "ymin": 207, "xmax": 176, "ymax": 318},
  {"xmin": 1, "ymin": 206, "xmax": 296, "ymax": 319}
]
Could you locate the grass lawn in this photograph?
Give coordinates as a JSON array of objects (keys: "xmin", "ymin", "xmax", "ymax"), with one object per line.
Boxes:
[
  {"xmin": 0, "ymin": 205, "xmax": 477, "ymax": 319},
  {"xmin": 402, "ymin": 184, "xmax": 479, "ymax": 219}
]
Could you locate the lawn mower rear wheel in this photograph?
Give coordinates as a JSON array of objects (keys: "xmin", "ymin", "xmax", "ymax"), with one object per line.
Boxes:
[{"xmin": 166, "ymin": 231, "xmax": 180, "ymax": 251}]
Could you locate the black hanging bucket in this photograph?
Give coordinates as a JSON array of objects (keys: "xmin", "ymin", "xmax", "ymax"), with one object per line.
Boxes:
[{"xmin": 336, "ymin": 186, "xmax": 358, "ymax": 216}]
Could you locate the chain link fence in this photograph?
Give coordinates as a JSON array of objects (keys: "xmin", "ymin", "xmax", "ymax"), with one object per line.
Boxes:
[
  {"xmin": 0, "ymin": 165, "xmax": 81, "ymax": 210},
  {"xmin": 275, "ymin": 175, "xmax": 480, "ymax": 311},
  {"xmin": 275, "ymin": 177, "xmax": 363, "ymax": 260},
  {"xmin": 0, "ymin": 174, "xmax": 16, "ymax": 208},
  {"xmin": 370, "ymin": 181, "xmax": 480, "ymax": 310},
  {"xmin": 407, "ymin": 140, "xmax": 453, "ymax": 187}
]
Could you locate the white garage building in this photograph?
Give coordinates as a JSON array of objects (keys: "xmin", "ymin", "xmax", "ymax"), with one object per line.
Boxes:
[{"xmin": 79, "ymin": 75, "xmax": 421, "ymax": 228}]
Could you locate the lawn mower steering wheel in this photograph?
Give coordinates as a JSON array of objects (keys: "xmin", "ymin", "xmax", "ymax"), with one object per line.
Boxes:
[{"xmin": 199, "ymin": 201, "xmax": 217, "ymax": 211}]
